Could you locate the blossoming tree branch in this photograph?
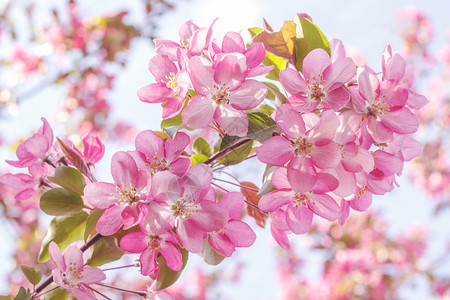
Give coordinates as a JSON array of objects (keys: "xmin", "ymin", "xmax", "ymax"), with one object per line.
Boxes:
[{"xmin": 1, "ymin": 12, "xmax": 428, "ymax": 299}]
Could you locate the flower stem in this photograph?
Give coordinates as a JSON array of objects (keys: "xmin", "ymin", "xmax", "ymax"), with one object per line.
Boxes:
[
  {"xmin": 95, "ymin": 283, "xmax": 147, "ymax": 297},
  {"xmin": 102, "ymin": 263, "xmax": 139, "ymax": 272}
]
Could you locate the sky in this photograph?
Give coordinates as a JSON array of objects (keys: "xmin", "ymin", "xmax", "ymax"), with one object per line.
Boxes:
[{"xmin": 0, "ymin": 0, "xmax": 449, "ymax": 298}]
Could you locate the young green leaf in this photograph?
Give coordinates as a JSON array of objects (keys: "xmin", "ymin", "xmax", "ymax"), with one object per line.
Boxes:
[
  {"xmin": 193, "ymin": 137, "xmax": 211, "ymax": 157},
  {"xmin": 155, "ymin": 247, "xmax": 189, "ymax": 290},
  {"xmin": 190, "ymin": 153, "xmax": 209, "ymax": 166},
  {"xmin": 13, "ymin": 287, "xmax": 31, "ymax": 300},
  {"xmin": 40, "ymin": 188, "xmax": 84, "ymax": 216},
  {"xmin": 86, "ymin": 236, "xmax": 124, "ymax": 267},
  {"xmin": 246, "ymin": 112, "xmax": 280, "ymax": 143},
  {"xmin": 48, "ymin": 166, "xmax": 86, "ymax": 195},
  {"xmin": 84, "ymin": 209, "xmax": 104, "ymax": 242},
  {"xmin": 38, "ymin": 211, "xmax": 88, "ymax": 262},
  {"xmin": 217, "ymin": 136, "xmax": 253, "ymax": 166},
  {"xmin": 293, "ymin": 15, "xmax": 331, "ymax": 73},
  {"xmin": 253, "ymin": 20, "xmax": 297, "ymax": 60},
  {"xmin": 19, "ymin": 265, "xmax": 42, "ymax": 286}
]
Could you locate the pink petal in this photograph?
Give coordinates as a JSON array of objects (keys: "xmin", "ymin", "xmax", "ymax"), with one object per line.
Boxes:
[
  {"xmin": 137, "ymin": 83, "xmax": 174, "ymax": 103},
  {"xmin": 148, "ymin": 55, "xmax": 178, "ymax": 82},
  {"xmin": 164, "ymin": 132, "xmax": 190, "ymax": 163},
  {"xmin": 63, "ymin": 245, "xmax": 84, "ymax": 269},
  {"xmin": 140, "ymin": 249, "xmax": 158, "ymax": 276},
  {"xmin": 213, "ymin": 53, "xmax": 247, "ymax": 90},
  {"xmin": 209, "ymin": 232, "xmax": 235, "ymax": 257},
  {"xmin": 49, "ymin": 242, "xmax": 65, "ymax": 271},
  {"xmin": 214, "ymin": 105, "xmax": 248, "ymax": 137},
  {"xmin": 350, "ymin": 191, "xmax": 372, "ymax": 211},
  {"xmin": 287, "ymin": 94, "xmax": 318, "ymax": 113},
  {"xmin": 169, "ymin": 158, "xmax": 191, "ymax": 176},
  {"xmin": 357, "ymin": 66, "xmax": 379, "ymax": 101},
  {"xmin": 381, "ymin": 107, "xmax": 419, "ymax": 134},
  {"xmin": 311, "ymin": 142, "xmax": 341, "ymax": 169},
  {"xmin": 225, "ymin": 220, "xmax": 256, "ymax": 247},
  {"xmin": 160, "ymin": 242, "xmax": 183, "ymax": 271},
  {"xmin": 275, "ymin": 104, "xmax": 306, "ymax": 139},
  {"xmin": 111, "ymin": 151, "xmax": 138, "ymax": 186},
  {"xmin": 259, "ymin": 189, "xmax": 292, "ymax": 212},
  {"xmin": 279, "ymin": 68, "xmax": 307, "ymax": 95},
  {"xmin": 188, "ymin": 56, "xmax": 215, "ymax": 95},
  {"xmin": 286, "ymin": 204, "xmax": 313, "ymax": 234},
  {"xmin": 302, "ymin": 48, "xmax": 331, "ymax": 79},
  {"xmin": 309, "ymin": 193, "xmax": 341, "ymax": 221},
  {"xmin": 191, "ymin": 201, "xmax": 228, "ymax": 232},
  {"xmin": 182, "ymin": 95, "xmax": 215, "ymax": 129},
  {"xmin": 84, "ymin": 182, "xmax": 118, "ymax": 209},
  {"xmin": 162, "ymin": 97, "xmax": 185, "ymax": 119},
  {"xmin": 244, "ymin": 42, "xmax": 266, "ymax": 68},
  {"xmin": 96, "ymin": 205, "xmax": 125, "ymax": 236},
  {"xmin": 70, "ymin": 287, "xmax": 96, "ymax": 300},
  {"xmin": 177, "ymin": 219, "xmax": 204, "ymax": 254},
  {"xmin": 312, "ymin": 173, "xmax": 339, "ymax": 193},
  {"xmin": 120, "ymin": 232, "xmax": 148, "ymax": 253},
  {"xmin": 323, "ymin": 57, "xmax": 355, "ymax": 91},
  {"xmin": 287, "ymin": 157, "xmax": 317, "ymax": 193},
  {"xmin": 80, "ymin": 266, "xmax": 106, "ymax": 285},
  {"xmin": 256, "ymin": 136, "xmax": 293, "ymax": 166},
  {"xmin": 270, "ymin": 167, "xmax": 291, "ymax": 190},
  {"xmin": 246, "ymin": 65, "xmax": 274, "ymax": 77},
  {"xmin": 135, "ymin": 130, "xmax": 164, "ymax": 162},
  {"xmin": 121, "ymin": 205, "xmax": 142, "ymax": 230},
  {"xmin": 322, "ymin": 86, "xmax": 350, "ymax": 111},
  {"xmin": 230, "ymin": 79, "xmax": 267, "ymax": 110},
  {"xmin": 218, "ymin": 191, "xmax": 244, "ymax": 219},
  {"xmin": 222, "ymin": 32, "xmax": 245, "ymax": 53}
]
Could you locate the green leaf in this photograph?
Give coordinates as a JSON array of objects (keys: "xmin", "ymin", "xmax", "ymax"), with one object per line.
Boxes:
[
  {"xmin": 48, "ymin": 166, "xmax": 86, "ymax": 195},
  {"xmin": 293, "ymin": 15, "xmax": 331, "ymax": 73},
  {"xmin": 84, "ymin": 209, "xmax": 104, "ymax": 242},
  {"xmin": 19, "ymin": 265, "xmax": 42, "ymax": 286},
  {"xmin": 246, "ymin": 112, "xmax": 280, "ymax": 143},
  {"xmin": 262, "ymin": 82, "xmax": 287, "ymax": 106},
  {"xmin": 0, "ymin": 296, "xmax": 11, "ymax": 300},
  {"xmin": 248, "ymin": 104, "xmax": 275, "ymax": 116},
  {"xmin": 38, "ymin": 211, "xmax": 88, "ymax": 262},
  {"xmin": 161, "ymin": 114, "xmax": 182, "ymax": 129},
  {"xmin": 40, "ymin": 188, "xmax": 84, "ymax": 216},
  {"xmin": 217, "ymin": 136, "xmax": 253, "ymax": 166},
  {"xmin": 45, "ymin": 288, "xmax": 69, "ymax": 300},
  {"xmin": 86, "ymin": 236, "xmax": 124, "ymax": 267},
  {"xmin": 190, "ymin": 154, "xmax": 209, "ymax": 166},
  {"xmin": 263, "ymin": 51, "xmax": 287, "ymax": 81},
  {"xmin": 192, "ymin": 137, "xmax": 211, "ymax": 157},
  {"xmin": 248, "ymin": 27, "xmax": 263, "ymax": 37},
  {"xmin": 13, "ymin": 287, "xmax": 30, "ymax": 300},
  {"xmin": 155, "ymin": 247, "xmax": 189, "ymax": 290},
  {"xmin": 202, "ymin": 238, "xmax": 225, "ymax": 265}
]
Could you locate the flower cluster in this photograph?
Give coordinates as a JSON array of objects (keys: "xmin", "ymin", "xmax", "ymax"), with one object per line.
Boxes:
[{"xmin": 256, "ymin": 42, "xmax": 426, "ymax": 248}]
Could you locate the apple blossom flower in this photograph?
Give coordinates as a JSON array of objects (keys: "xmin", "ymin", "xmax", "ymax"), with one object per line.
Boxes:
[{"xmin": 49, "ymin": 242, "xmax": 105, "ymax": 300}]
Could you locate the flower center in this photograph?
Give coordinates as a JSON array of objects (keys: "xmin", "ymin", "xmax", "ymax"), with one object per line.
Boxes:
[
  {"xmin": 306, "ymin": 75, "xmax": 326, "ymax": 101},
  {"xmin": 211, "ymin": 83, "xmax": 231, "ymax": 105},
  {"xmin": 293, "ymin": 192, "xmax": 315, "ymax": 209},
  {"xmin": 147, "ymin": 235, "xmax": 162, "ymax": 252},
  {"xmin": 366, "ymin": 94, "xmax": 392, "ymax": 119},
  {"xmin": 146, "ymin": 153, "xmax": 169, "ymax": 174},
  {"xmin": 161, "ymin": 72, "xmax": 178, "ymax": 91},
  {"xmin": 115, "ymin": 183, "xmax": 140, "ymax": 205},
  {"xmin": 290, "ymin": 136, "xmax": 313, "ymax": 158},
  {"xmin": 171, "ymin": 196, "xmax": 198, "ymax": 218},
  {"xmin": 62, "ymin": 262, "xmax": 84, "ymax": 286},
  {"xmin": 180, "ymin": 38, "xmax": 191, "ymax": 49}
]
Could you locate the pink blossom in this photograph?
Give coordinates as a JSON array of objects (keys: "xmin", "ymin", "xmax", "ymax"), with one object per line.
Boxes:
[
  {"xmin": 150, "ymin": 165, "xmax": 228, "ymax": 253},
  {"xmin": 84, "ymin": 151, "xmax": 150, "ymax": 235},
  {"xmin": 182, "ymin": 53, "xmax": 267, "ymax": 137},
  {"xmin": 137, "ymin": 54, "xmax": 191, "ymax": 119},
  {"xmin": 256, "ymin": 104, "xmax": 341, "ymax": 192},
  {"xmin": 208, "ymin": 192, "xmax": 256, "ymax": 257},
  {"xmin": 6, "ymin": 118, "xmax": 54, "ymax": 168},
  {"xmin": 129, "ymin": 130, "xmax": 191, "ymax": 176},
  {"xmin": 259, "ymin": 167, "xmax": 341, "ymax": 235},
  {"xmin": 120, "ymin": 214, "xmax": 183, "ymax": 277},
  {"xmin": 49, "ymin": 242, "xmax": 105, "ymax": 300},
  {"xmin": 279, "ymin": 48, "xmax": 355, "ymax": 112}
]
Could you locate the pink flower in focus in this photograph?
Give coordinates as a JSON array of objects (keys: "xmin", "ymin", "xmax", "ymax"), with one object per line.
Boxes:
[
  {"xmin": 84, "ymin": 151, "xmax": 150, "ymax": 235},
  {"xmin": 279, "ymin": 48, "xmax": 355, "ymax": 112},
  {"xmin": 49, "ymin": 242, "xmax": 105, "ymax": 300},
  {"xmin": 259, "ymin": 167, "xmax": 341, "ymax": 234},
  {"xmin": 182, "ymin": 53, "xmax": 267, "ymax": 137},
  {"xmin": 208, "ymin": 192, "xmax": 256, "ymax": 257}
]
